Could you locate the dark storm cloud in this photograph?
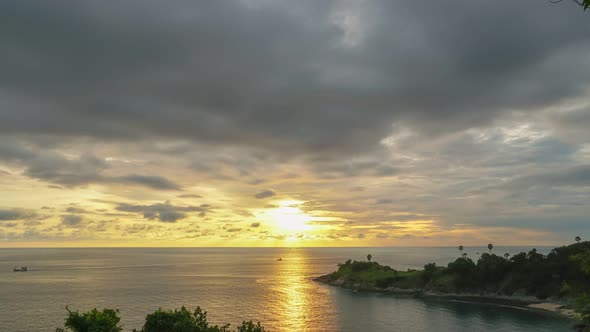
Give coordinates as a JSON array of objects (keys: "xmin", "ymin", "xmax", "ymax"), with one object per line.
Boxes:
[
  {"xmin": 550, "ymin": 106, "xmax": 590, "ymax": 142},
  {"xmin": 0, "ymin": 141, "xmax": 180, "ymax": 190},
  {"xmin": 24, "ymin": 153, "xmax": 106, "ymax": 186},
  {"xmin": 116, "ymin": 202, "xmax": 210, "ymax": 222},
  {"xmin": 312, "ymin": 159, "xmax": 400, "ymax": 178},
  {"xmin": 0, "ymin": 140, "xmax": 108, "ymax": 185},
  {"xmin": 501, "ymin": 165, "xmax": 590, "ymax": 191},
  {"xmin": 465, "ymin": 165, "xmax": 590, "ymax": 199},
  {"xmin": 254, "ymin": 189, "xmax": 276, "ymax": 199},
  {"xmin": 0, "ymin": 1, "xmax": 588, "ymax": 158}
]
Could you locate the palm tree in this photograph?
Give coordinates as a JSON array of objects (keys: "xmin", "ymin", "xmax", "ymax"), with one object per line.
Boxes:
[
  {"xmin": 504, "ymin": 253, "xmax": 510, "ymax": 259},
  {"xmin": 488, "ymin": 243, "xmax": 494, "ymax": 253},
  {"xmin": 576, "ymin": 236, "xmax": 582, "ymax": 243},
  {"xmin": 367, "ymin": 254, "xmax": 372, "ymax": 262},
  {"xmin": 462, "ymin": 253, "xmax": 468, "ymax": 259},
  {"xmin": 458, "ymin": 245, "xmax": 464, "ymax": 257}
]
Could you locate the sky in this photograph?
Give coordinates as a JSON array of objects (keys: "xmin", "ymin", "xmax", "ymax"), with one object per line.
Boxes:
[{"xmin": 1, "ymin": 1, "xmax": 589, "ymax": 247}]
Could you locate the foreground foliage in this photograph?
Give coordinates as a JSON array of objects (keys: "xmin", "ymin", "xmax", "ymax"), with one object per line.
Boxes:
[
  {"xmin": 56, "ymin": 307, "xmax": 122, "ymax": 332},
  {"xmin": 555, "ymin": 0, "xmax": 590, "ymax": 10},
  {"xmin": 56, "ymin": 306, "xmax": 264, "ymax": 332}
]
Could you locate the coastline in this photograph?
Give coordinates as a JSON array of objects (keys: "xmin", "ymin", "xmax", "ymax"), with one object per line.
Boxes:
[{"xmin": 313, "ymin": 274, "xmax": 577, "ymax": 319}]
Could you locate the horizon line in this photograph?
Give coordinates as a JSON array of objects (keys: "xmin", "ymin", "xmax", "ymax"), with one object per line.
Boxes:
[{"xmin": 0, "ymin": 245, "xmax": 562, "ymax": 249}]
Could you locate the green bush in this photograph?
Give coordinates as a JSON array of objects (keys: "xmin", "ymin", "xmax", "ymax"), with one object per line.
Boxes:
[
  {"xmin": 477, "ymin": 253, "xmax": 510, "ymax": 283},
  {"xmin": 350, "ymin": 261, "xmax": 375, "ymax": 272},
  {"xmin": 575, "ymin": 293, "xmax": 590, "ymax": 324},
  {"xmin": 56, "ymin": 307, "xmax": 264, "ymax": 332},
  {"xmin": 140, "ymin": 306, "xmax": 211, "ymax": 332},
  {"xmin": 55, "ymin": 307, "xmax": 122, "ymax": 332},
  {"xmin": 421, "ymin": 263, "xmax": 437, "ymax": 283}
]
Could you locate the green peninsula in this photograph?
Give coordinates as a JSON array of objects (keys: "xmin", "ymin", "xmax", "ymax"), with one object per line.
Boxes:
[{"xmin": 315, "ymin": 241, "xmax": 590, "ymax": 325}]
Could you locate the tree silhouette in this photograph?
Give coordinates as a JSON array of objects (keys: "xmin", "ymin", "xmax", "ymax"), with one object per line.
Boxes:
[
  {"xmin": 504, "ymin": 253, "xmax": 510, "ymax": 259},
  {"xmin": 367, "ymin": 254, "xmax": 372, "ymax": 262},
  {"xmin": 458, "ymin": 245, "xmax": 464, "ymax": 257},
  {"xmin": 488, "ymin": 243, "xmax": 494, "ymax": 253},
  {"xmin": 576, "ymin": 236, "xmax": 582, "ymax": 243}
]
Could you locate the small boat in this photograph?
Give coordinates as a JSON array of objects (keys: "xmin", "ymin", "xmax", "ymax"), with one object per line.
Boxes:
[{"xmin": 13, "ymin": 266, "xmax": 28, "ymax": 272}]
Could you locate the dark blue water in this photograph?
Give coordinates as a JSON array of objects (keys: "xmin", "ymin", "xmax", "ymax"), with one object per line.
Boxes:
[{"xmin": 0, "ymin": 247, "xmax": 574, "ymax": 331}]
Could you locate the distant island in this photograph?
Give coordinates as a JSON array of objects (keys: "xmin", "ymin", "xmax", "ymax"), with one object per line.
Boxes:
[{"xmin": 315, "ymin": 240, "xmax": 590, "ymax": 329}]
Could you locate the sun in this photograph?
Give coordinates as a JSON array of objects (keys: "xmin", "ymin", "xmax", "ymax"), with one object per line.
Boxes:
[{"xmin": 261, "ymin": 200, "xmax": 314, "ymax": 232}]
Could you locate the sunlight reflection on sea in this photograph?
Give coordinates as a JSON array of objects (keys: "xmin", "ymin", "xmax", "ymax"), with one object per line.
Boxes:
[{"xmin": 0, "ymin": 247, "xmax": 573, "ymax": 332}]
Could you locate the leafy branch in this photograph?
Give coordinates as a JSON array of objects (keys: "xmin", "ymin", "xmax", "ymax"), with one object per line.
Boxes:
[{"xmin": 550, "ymin": 0, "xmax": 590, "ymax": 10}]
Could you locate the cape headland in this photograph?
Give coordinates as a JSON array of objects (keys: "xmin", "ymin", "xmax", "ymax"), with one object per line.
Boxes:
[{"xmin": 315, "ymin": 241, "xmax": 590, "ymax": 321}]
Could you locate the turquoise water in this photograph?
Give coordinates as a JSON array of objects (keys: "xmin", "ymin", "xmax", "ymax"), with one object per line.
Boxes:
[{"xmin": 0, "ymin": 247, "xmax": 574, "ymax": 331}]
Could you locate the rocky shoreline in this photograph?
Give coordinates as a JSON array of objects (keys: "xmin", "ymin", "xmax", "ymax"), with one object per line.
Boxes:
[{"xmin": 314, "ymin": 274, "xmax": 576, "ymax": 319}]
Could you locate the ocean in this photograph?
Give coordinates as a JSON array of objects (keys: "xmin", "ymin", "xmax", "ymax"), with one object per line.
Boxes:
[{"xmin": 0, "ymin": 247, "xmax": 573, "ymax": 332}]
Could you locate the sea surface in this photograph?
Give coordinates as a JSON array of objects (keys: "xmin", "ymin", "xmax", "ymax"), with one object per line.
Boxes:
[{"xmin": 0, "ymin": 247, "xmax": 575, "ymax": 332}]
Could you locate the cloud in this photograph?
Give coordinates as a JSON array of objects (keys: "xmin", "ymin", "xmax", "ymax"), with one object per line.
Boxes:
[
  {"xmin": 375, "ymin": 199, "xmax": 393, "ymax": 205},
  {"xmin": 177, "ymin": 194, "xmax": 202, "ymax": 198},
  {"xmin": 23, "ymin": 151, "xmax": 107, "ymax": 186},
  {"xmin": 0, "ymin": 1, "xmax": 590, "ymax": 244},
  {"xmin": 499, "ymin": 165, "xmax": 590, "ymax": 191},
  {"xmin": 0, "ymin": 209, "xmax": 36, "ymax": 221},
  {"xmin": 61, "ymin": 214, "xmax": 83, "ymax": 226},
  {"xmin": 0, "ymin": 141, "xmax": 180, "ymax": 190},
  {"xmin": 65, "ymin": 207, "xmax": 88, "ymax": 214},
  {"xmin": 0, "ymin": 1, "xmax": 588, "ymax": 160},
  {"xmin": 250, "ymin": 222, "xmax": 261, "ymax": 228},
  {"xmin": 254, "ymin": 189, "xmax": 276, "ymax": 199},
  {"xmin": 550, "ymin": 106, "xmax": 590, "ymax": 142},
  {"xmin": 124, "ymin": 223, "xmax": 159, "ymax": 235},
  {"xmin": 312, "ymin": 159, "xmax": 401, "ymax": 179},
  {"xmin": 116, "ymin": 202, "xmax": 210, "ymax": 222},
  {"xmin": 116, "ymin": 174, "xmax": 180, "ymax": 190}
]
